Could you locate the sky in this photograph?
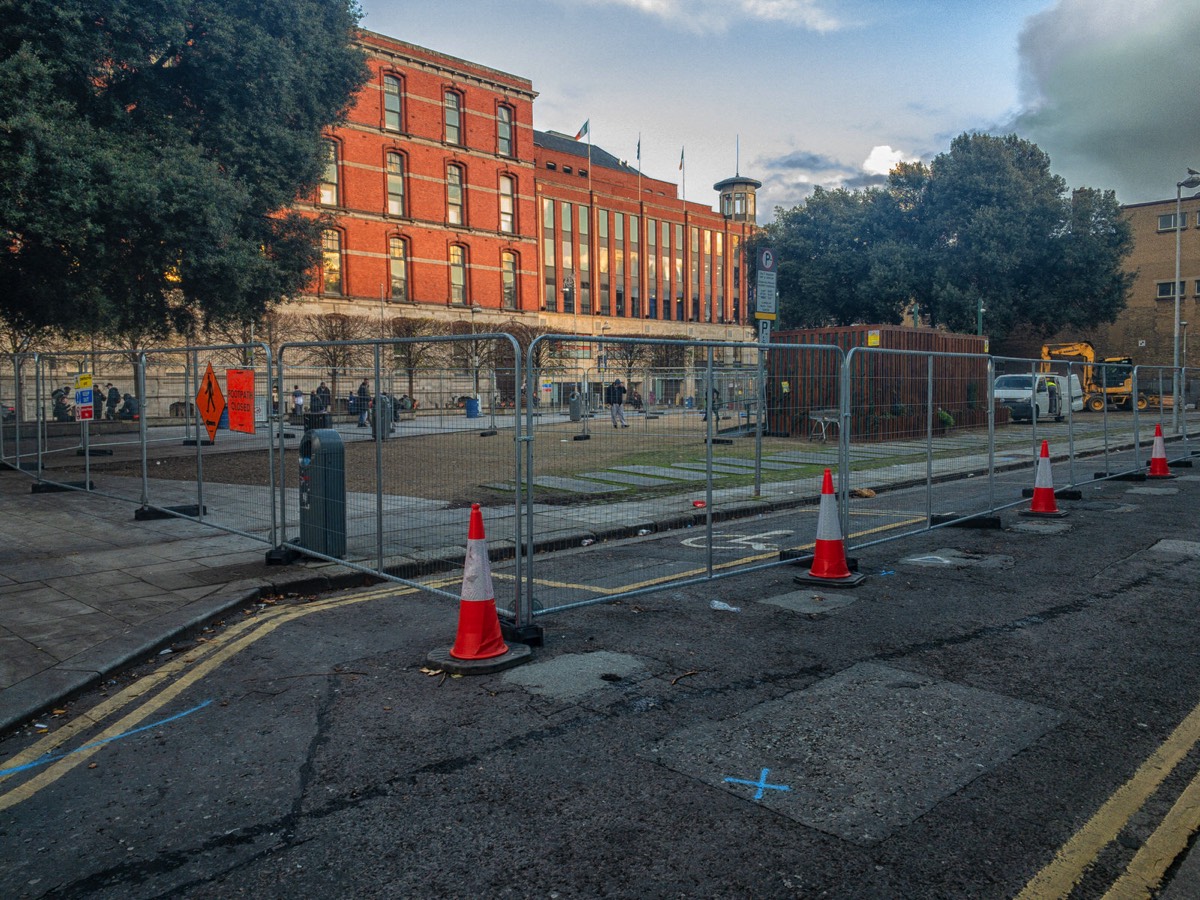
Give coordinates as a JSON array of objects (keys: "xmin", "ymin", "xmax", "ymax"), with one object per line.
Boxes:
[{"xmin": 358, "ymin": 0, "xmax": 1200, "ymax": 222}]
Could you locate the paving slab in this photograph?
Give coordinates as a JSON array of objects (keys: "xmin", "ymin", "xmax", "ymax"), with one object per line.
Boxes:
[
  {"xmin": 576, "ymin": 471, "xmax": 676, "ymax": 487},
  {"xmin": 713, "ymin": 457, "xmax": 799, "ymax": 471},
  {"xmin": 611, "ymin": 465, "xmax": 709, "ymax": 481},
  {"xmin": 671, "ymin": 462, "xmax": 753, "ymax": 475},
  {"xmin": 534, "ymin": 475, "xmax": 627, "ymax": 494},
  {"xmin": 767, "ymin": 451, "xmax": 839, "ymax": 464}
]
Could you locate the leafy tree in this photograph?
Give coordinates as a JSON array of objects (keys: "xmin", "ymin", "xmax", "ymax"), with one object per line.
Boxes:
[
  {"xmin": 0, "ymin": 0, "xmax": 368, "ymax": 341},
  {"xmin": 766, "ymin": 133, "xmax": 1133, "ymax": 343},
  {"xmin": 767, "ymin": 188, "xmax": 912, "ymax": 329}
]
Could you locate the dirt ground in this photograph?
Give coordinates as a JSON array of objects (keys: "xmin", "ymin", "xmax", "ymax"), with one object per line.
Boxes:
[{"xmin": 88, "ymin": 416, "xmax": 809, "ymax": 508}]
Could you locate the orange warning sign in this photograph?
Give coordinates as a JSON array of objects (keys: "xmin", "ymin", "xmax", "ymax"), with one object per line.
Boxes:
[
  {"xmin": 196, "ymin": 362, "xmax": 226, "ymax": 442},
  {"xmin": 224, "ymin": 368, "xmax": 256, "ymax": 435}
]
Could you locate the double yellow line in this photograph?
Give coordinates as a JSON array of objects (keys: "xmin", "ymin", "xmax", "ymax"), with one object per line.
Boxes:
[
  {"xmin": 0, "ymin": 582, "xmax": 420, "ymax": 812},
  {"xmin": 1019, "ymin": 694, "xmax": 1200, "ymax": 898}
]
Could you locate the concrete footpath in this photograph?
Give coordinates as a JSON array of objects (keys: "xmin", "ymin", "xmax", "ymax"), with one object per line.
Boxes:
[{"xmin": 0, "ymin": 473, "xmax": 366, "ymax": 733}]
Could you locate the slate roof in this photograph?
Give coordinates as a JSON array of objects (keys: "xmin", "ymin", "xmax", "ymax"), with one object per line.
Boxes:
[{"xmin": 534, "ymin": 130, "xmax": 642, "ymax": 176}]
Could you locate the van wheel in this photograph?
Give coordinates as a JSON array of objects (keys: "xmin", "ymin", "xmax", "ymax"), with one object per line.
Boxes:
[{"xmin": 1055, "ymin": 415, "xmax": 1064, "ymax": 422}]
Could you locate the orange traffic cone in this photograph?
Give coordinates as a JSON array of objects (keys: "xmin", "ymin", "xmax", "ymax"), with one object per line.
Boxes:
[
  {"xmin": 427, "ymin": 504, "xmax": 531, "ymax": 674},
  {"xmin": 1147, "ymin": 423, "xmax": 1175, "ymax": 479},
  {"xmin": 1021, "ymin": 440, "xmax": 1068, "ymax": 518},
  {"xmin": 794, "ymin": 469, "xmax": 866, "ymax": 587}
]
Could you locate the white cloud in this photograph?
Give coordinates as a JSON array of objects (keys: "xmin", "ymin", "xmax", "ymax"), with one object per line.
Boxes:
[
  {"xmin": 862, "ymin": 145, "xmax": 917, "ymax": 176},
  {"xmin": 572, "ymin": 0, "xmax": 842, "ymax": 33}
]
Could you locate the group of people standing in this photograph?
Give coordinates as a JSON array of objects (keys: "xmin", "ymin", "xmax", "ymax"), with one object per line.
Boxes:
[{"xmin": 50, "ymin": 382, "xmax": 137, "ymax": 422}]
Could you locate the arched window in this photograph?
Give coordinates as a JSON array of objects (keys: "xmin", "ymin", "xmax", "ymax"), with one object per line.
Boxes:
[
  {"xmin": 447, "ymin": 164, "xmax": 465, "ymax": 226},
  {"xmin": 321, "ymin": 229, "xmax": 342, "ymax": 295},
  {"xmin": 389, "ymin": 237, "xmax": 408, "ymax": 301},
  {"xmin": 498, "ymin": 174, "xmax": 515, "ymax": 234},
  {"xmin": 501, "ymin": 251, "xmax": 518, "ymax": 309},
  {"xmin": 449, "ymin": 245, "xmax": 467, "ymax": 304},
  {"xmin": 319, "ymin": 139, "xmax": 339, "ymax": 206},
  {"xmin": 444, "ymin": 90, "xmax": 462, "ymax": 146},
  {"xmin": 386, "ymin": 152, "xmax": 405, "ymax": 216},
  {"xmin": 497, "ymin": 105, "xmax": 514, "ymax": 157},
  {"xmin": 383, "ymin": 75, "xmax": 403, "ymax": 131}
]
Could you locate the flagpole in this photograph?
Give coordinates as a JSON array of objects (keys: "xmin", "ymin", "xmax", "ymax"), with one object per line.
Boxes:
[
  {"xmin": 680, "ymin": 146, "xmax": 686, "ymax": 203},
  {"xmin": 637, "ymin": 132, "xmax": 642, "ymax": 199}
]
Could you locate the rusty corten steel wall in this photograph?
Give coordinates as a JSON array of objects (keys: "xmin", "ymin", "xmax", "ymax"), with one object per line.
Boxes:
[{"xmin": 766, "ymin": 325, "xmax": 992, "ymax": 438}]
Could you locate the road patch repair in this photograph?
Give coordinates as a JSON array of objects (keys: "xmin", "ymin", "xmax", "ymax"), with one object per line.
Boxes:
[
  {"xmin": 761, "ymin": 590, "xmax": 859, "ymax": 615},
  {"xmin": 647, "ymin": 662, "xmax": 1062, "ymax": 845},
  {"xmin": 501, "ymin": 650, "xmax": 646, "ymax": 701}
]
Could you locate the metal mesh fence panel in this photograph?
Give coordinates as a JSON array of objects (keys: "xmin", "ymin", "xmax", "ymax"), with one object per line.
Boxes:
[
  {"xmin": 517, "ymin": 336, "xmax": 845, "ymax": 617},
  {"xmin": 276, "ymin": 334, "xmax": 521, "ymax": 608},
  {"xmin": 133, "ymin": 345, "xmax": 276, "ymax": 541}
]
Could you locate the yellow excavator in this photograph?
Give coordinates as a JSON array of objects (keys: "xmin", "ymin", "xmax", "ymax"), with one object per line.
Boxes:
[{"xmin": 1039, "ymin": 342, "xmax": 1165, "ymax": 411}]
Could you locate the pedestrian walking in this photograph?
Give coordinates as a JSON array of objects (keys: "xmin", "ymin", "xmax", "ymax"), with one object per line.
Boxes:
[
  {"xmin": 316, "ymin": 382, "xmax": 331, "ymax": 413},
  {"xmin": 357, "ymin": 379, "xmax": 370, "ymax": 427},
  {"xmin": 606, "ymin": 378, "xmax": 628, "ymax": 428},
  {"xmin": 292, "ymin": 385, "xmax": 304, "ymax": 419}
]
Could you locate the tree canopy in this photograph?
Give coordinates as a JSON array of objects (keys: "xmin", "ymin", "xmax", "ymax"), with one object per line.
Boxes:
[
  {"xmin": 763, "ymin": 133, "xmax": 1134, "ymax": 343},
  {"xmin": 0, "ymin": 0, "xmax": 368, "ymax": 341}
]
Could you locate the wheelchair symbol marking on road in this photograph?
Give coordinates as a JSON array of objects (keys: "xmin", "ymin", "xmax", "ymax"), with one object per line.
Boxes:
[{"xmin": 681, "ymin": 530, "xmax": 794, "ymax": 551}]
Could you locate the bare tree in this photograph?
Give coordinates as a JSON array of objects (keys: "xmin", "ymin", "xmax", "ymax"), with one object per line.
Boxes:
[
  {"xmin": 290, "ymin": 313, "xmax": 375, "ymax": 401},
  {"xmin": 388, "ymin": 315, "xmax": 446, "ymax": 400},
  {"xmin": 646, "ymin": 333, "xmax": 693, "ymax": 370},
  {"xmin": 604, "ymin": 332, "xmax": 653, "ymax": 383},
  {"xmin": 202, "ymin": 309, "xmax": 283, "ymax": 367}
]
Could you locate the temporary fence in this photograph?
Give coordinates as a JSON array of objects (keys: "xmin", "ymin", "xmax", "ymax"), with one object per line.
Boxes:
[{"xmin": 5, "ymin": 340, "xmax": 1199, "ymax": 637}]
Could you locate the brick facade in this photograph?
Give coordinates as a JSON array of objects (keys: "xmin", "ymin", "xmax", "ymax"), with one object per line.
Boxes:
[
  {"xmin": 299, "ymin": 31, "xmax": 539, "ymax": 325},
  {"xmin": 533, "ymin": 132, "xmax": 757, "ymax": 343},
  {"xmin": 300, "ymin": 31, "xmax": 758, "ymax": 346}
]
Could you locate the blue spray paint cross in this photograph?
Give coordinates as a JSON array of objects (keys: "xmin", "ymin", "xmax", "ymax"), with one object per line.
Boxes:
[{"xmin": 724, "ymin": 767, "xmax": 790, "ymax": 801}]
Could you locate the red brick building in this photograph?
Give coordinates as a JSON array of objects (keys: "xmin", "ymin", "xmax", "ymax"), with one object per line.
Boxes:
[
  {"xmin": 299, "ymin": 31, "xmax": 540, "ymax": 324},
  {"xmin": 301, "ymin": 31, "xmax": 759, "ymax": 350},
  {"xmin": 533, "ymin": 130, "xmax": 758, "ymax": 343}
]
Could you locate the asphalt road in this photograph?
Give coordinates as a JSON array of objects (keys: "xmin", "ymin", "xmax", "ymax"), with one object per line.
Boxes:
[{"xmin": 3, "ymin": 473, "xmax": 1200, "ymax": 898}]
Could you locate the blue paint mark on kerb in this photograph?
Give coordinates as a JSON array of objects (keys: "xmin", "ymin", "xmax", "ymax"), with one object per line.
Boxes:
[
  {"xmin": 0, "ymin": 699, "xmax": 213, "ymax": 778},
  {"xmin": 724, "ymin": 767, "xmax": 790, "ymax": 801}
]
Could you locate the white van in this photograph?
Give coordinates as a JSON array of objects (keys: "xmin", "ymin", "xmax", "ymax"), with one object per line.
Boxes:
[
  {"xmin": 994, "ymin": 374, "xmax": 1082, "ymax": 422},
  {"xmin": 1050, "ymin": 374, "xmax": 1085, "ymax": 413}
]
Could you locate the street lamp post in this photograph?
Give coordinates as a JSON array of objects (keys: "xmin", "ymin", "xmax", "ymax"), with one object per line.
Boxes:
[
  {"xmin": 469, "ymin": 305, "xmax": 481, "ymax": 399},
  {"xmin": 1173, "ymin": 169, "xmax": 1200, "ymax": 432}
]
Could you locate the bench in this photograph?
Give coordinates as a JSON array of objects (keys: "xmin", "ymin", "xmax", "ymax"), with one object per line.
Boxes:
[{"xmin": 808, "ymin": 408, "xmax": 840, "ymax": 442}]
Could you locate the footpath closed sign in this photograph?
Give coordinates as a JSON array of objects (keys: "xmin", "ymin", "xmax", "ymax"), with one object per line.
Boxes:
[
  {"xmin": 196, "ymin": 362, "xmax": 226, "ymax": 443},
  {"xmin": 225, "ymin": 368, "xmax": 256, "ymax": 435}
]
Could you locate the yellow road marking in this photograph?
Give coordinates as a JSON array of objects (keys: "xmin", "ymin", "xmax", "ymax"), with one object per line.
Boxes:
[
  {"xmin": 1103, "ymin": 765, "xmax": 1200, "ymax": 898},
  {"xmin": 0, "ymin": 583, "xmax": 430, "ymax": 811},
  {"xmin": 1018, "ymin": 697, "xmax": 1200, "ymax": 898}
]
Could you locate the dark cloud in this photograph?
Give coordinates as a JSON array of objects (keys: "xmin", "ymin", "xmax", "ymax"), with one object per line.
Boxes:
[
  {"xmin": 764, "ymin": 149, "xmax": 845, "ymax": 172},
  {"xmin": 1010, "ymin": 0, "xmax": 1200, "ymax": 203}
]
